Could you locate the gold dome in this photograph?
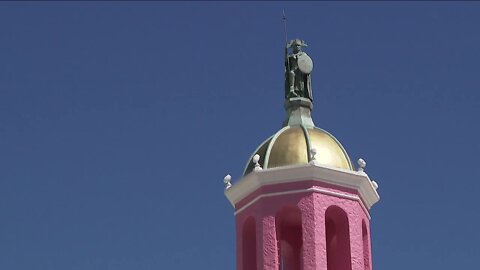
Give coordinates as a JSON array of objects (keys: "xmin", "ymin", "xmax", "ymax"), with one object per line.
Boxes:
[{"xmin": 244, "ymin": 126, "xmax": 353, "ymax": 175}]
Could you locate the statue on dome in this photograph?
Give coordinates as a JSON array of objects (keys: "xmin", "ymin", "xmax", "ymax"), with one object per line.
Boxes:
[{"xmin": 285, "ymin": 38, "xmax": 314, "ymax": 101}]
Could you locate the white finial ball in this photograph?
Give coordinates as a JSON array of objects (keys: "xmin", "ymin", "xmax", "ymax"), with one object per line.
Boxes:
[
  {"xmin": 253, "ymin": 154, "xmax": 260, "ymax": 164},
  {"xmin": 357, "ymin": 158, "xmax": 366, "ymax": 168},
  {"xmin": 372, "ymin": 180, "xmax": 379, "ymax": 189},
  {"xmin": 224, "ymin": 174, "xmax": 232, "ymax": 183},
  {"xmin": 310, "ymin": 148, "xmax": 317, "ymax": 156}
]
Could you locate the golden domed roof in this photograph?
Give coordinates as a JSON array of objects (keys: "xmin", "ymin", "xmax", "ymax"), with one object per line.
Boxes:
[{"xmin": 244, "ymin": 126, "xmax": 353, "ymax": 175}]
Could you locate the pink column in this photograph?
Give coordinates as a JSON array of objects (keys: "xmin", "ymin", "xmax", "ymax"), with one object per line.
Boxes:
[
  {"xmin": 313, "ymin": 194, "xmax": 328, "ymax": 270},
  {"xmin": 299, "ymin": 193, "xmax": 322, "ymax": 270},
  {"xmin": 362, "ymin": 219, "xmax": 372, "ymax": 270},
  {"xmin": 258, "ymin": 214, "xmax": 279, "ymax": 270},
  {"xmin": 347, "ymin": 204, "xmax": 365, "ymax": 270}
]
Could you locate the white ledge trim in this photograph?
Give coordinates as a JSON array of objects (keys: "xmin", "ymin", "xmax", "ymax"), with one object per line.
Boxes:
[
  {"xmin": 234, "ymin": 186, "xmax": 371, "ymax": 219},
  {"xmin": 225, "ymin": 163, "xmax": 380, "ymax": 211}
]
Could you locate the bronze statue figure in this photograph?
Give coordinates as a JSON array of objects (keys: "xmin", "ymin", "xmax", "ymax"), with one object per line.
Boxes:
[{"xmin": 285, "ymin": 39, "xmax": 314, "ymax": 101}]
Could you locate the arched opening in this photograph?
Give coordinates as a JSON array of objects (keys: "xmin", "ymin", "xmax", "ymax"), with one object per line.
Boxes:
[
  {"xmin": 325, "ymin": 206, "xmax": 352, "ymax": 270},
  {"xmin": 276, "ymin": 206, "xmax": 303, "ymax": 270},
  {"xmin": 362, "ymin": 220, "xmax": 370, "ymax": 270},
  {"xmin": 242, "ymin": 217, "xmax": 257, "ymax": 270}
]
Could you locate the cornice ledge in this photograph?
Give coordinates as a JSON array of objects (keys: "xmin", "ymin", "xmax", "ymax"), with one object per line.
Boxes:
[{"xmin": 225, "ymin": 163, "xmax": 380, "ymax": 210}]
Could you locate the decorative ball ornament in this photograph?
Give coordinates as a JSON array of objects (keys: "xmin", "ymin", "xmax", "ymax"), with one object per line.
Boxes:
[
  {"xmin": 357, "ymin": 158, "xmax": 366, "ymax": 172},
  {"xmin": 223, "ymin": 174, "xmax": 232, "ymax": 190},
  {"xmin": 309, "ymin": 148, "xmax": 318, "ymax": 165},
  {"xmin": 253, "ymin": 154, "xmax": 263, "ymax": 171}
]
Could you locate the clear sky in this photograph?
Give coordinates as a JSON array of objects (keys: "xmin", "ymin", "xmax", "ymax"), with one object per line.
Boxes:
[{"xmin": 1, "ymin": 2, "xmax": 479, "ymax": 270}]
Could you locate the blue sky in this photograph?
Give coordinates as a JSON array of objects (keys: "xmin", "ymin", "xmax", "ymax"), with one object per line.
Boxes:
[{"xmin": 1, "ymin": 2, "xmax": 479, "ymax": 269}]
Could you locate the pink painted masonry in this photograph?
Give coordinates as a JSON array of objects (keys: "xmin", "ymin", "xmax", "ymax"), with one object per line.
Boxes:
[
  {"xmin": 224, "ymin": 37, "xmax": 380, "ymax": 269},
  {"xmin": 230, "ymin": 171, "xmax": 375, "ymax": 270}
]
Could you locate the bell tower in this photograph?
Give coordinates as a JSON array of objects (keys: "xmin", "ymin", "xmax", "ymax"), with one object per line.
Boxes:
[{"xmin": 224, "ymin": 38, "xmax": 380, "ymax": 270}]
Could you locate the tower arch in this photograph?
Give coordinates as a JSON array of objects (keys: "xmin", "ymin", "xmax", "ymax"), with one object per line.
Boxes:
[
  {"xmin": 325, "ymin": 205, "xmax": 352, "ymax": 270},
  {"xmin": 276, "ymin": 205, "xmax": 303, "ymax": 270}
]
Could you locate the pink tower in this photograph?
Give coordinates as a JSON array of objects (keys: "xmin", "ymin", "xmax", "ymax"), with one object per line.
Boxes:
[{"xmin": 224, "ymin": 38, "xmax": 380, "ymax": 270}]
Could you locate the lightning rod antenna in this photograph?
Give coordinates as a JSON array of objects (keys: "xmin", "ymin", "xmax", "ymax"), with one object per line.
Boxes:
[
  {"xmin": 283, "ymin": 10, "xmax": 292, "ymax": 99},
  {"xmin": 282, "ymin": 10, "xmax": 289, "ymax": 47}
]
